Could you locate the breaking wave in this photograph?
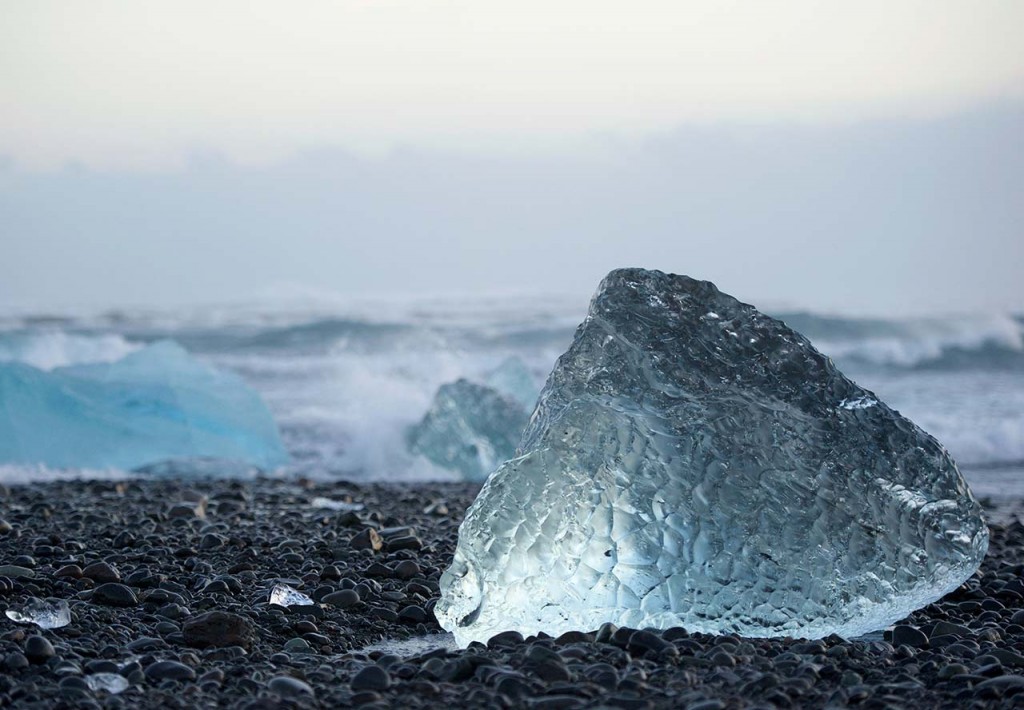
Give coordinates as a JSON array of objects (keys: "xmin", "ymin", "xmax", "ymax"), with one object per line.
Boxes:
[
  {"xmin": 775, "ymin": 312, "xmax": 1024, "ymax": 370},
  {"xmin": 0, "ymin": 330, "xmax": 141, "ymax": 370}
]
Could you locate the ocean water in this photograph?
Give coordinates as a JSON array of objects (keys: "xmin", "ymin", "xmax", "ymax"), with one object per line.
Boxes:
[{"xmin": 1, "ymin": 296, "xmax": 1022, "ymax": 498}]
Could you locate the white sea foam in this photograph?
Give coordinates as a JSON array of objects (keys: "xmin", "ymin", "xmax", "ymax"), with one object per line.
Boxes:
[
  {"xmin": 0, "ymin": 331, "xmax": 140, "ymax": 370},
  {"xmin": 782, "ymin": 312, "xmax": 1024, "ymax": 368},
  {"xmin": 0, "ymin": 464, "xmax": 134, "ymax": 485}
]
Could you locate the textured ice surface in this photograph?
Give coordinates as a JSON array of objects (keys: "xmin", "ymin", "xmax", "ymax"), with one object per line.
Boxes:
[
  {"xmin": 5, "ymin": 598, "xmax": 71, "ymax": 629},
  {"xmin": 438, "ymin": 268, "xmax": 988, "ymax": 646},
  {"xmin": 0, "ymin": 340, "xmax": 287, "ymax": 470},
  {"xmin": 269, "ymin": 584, "xmax": 313, "ymax": 607},
  {"xmin": 408, "ymin": 378, "xmax": 529, "ymax": 481}
]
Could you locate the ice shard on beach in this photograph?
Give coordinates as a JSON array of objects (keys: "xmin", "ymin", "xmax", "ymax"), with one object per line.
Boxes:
[
  {"xmin": 269, "ymin": 584, "xmax": 314, "ymax": 607},
  {"xmin": 0, "ymin": 341, "xmax": 288, "ymax": 471},
  {"xmin": 408, "ymin": 378, "xmax": 530, "ymax": 480},
  {"xmin": 437, "ymin": 268, "xmax": 989, "ymax": 646},
  {"xmin": 5, "ymin": 598, "xmax": 71, "ymax": 629}
]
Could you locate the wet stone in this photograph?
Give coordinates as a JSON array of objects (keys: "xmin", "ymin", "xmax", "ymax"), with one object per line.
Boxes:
[
  {"xmin": 268, "ymin": 675, "xmax": 315, "ymax": 697},
  {"xmin": 398, "ymin": 605, "xmax": 427, "ymax": 624},
  {"xmin": 322, "ymin": 589, "xmax": 360, "ymax": 608},
  {"xmin": 892, "ymin": 625, "xmax": 929, "ymax": 648},
  {"xmin": 283, "ymin": 638, "xmax": 312, "ymax": 653},
  {"xmin": 0, "ymin": 564, "xmax": 35, "ymax": 579},
  {"xmin": 24, "ymin": 635, "xmax": 55, "ymax": 663},
  {"xmin": 350, "ymin": 528, "xmax": 383, "ymax": 552},
  {"xmin": 351, "ymin": 664, "xmax": 391, "ymax": 691},
  {"xmin": 488, "ymin": 630, "xmax": 526, "ymax": 649},
  {"xmin": 3, "ymin": 651, "xmax": 30, "ymax": 672},
  {"xmin": 930, "ymin": 621, "xmax": 973, "ymax": 638},
  {"xmin": 91, "ymin": 583, "xmax": 139, "ymax": 607},
  {"xmin": 387, "ymin": 535, "xmax": 423, "ymax": 552},
  {"xmin": 82, "ymin": 561, "xmax": 120, "ymax": 583},
  {"xmin": 393, "ymin": 560, "xmax": 421, "ymax": 579},
  {"xmin": 144, "ymin": 660, "xmax": 196, "ymax": 682}
]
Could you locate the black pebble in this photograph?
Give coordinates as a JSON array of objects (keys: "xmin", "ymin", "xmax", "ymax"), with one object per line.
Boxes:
[
  {"xmin": 91, "ymin": 582, "xmax": 139, "ymax": 607},
  {"xmin": 144, "ymin": 660, "xmax": 196, "ymax": 682},
  {"xmin": 351, "ymin": 665, "xmax": 391, "ymax": 691},
  {"xmin": 81, "ymin": 561, "xmax": 120, "ymax": 583},
  {"xmin": 891, "ymin": 625, "xmax": 928, "ymax": 648},
  {"xmin": 268, "ymin": 675, "xmax": 315, "ymax": 697},
  {"xmin": 24, "ymin": 635, "xmax": 55, "ymax": 663},
  {"xmin": 398, "ymin": 605, "xmax": 427, "ymax": 623},
  {"xmin": 322, "ymin": 589, "xmax": 360, "ymax": 608},
  {"xmin": 183, "ymin": 610, "xmax": 256, "ymax": 650}
]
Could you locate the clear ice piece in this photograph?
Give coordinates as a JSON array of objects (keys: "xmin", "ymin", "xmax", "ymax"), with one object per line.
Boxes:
[
  {"xmin": 269, "ymin": 584, "xmax": 314, "ymax": 607},
  {"xmin": 407, "ymin": 378, "xmax": 530, "ymax": 481},
  {"xmin": 486, "ymin": 357, "xmax": 540, "ymax": 409},
  {"xmin": 85, "ymin": 673, "xmax": 130, "ymax": 694},
  {"xmin": 5, "ymin": 597, "xmax": 71, "ymax": 629},
  {"xmin": 0, "ymin": 340, "xmax": 288, "ymax": 470},
  {"xmin": 437, "ymin": 268, "xmax": 989, "ymax": 646}
]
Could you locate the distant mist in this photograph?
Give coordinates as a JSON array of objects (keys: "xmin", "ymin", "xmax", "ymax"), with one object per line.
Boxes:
[{"xmin": 2, "ymin": 103, "xmax": 1021, "ymax": 315}]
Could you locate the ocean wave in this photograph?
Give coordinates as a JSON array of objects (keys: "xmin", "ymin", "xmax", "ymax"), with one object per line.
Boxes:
[
  {"xmin": 0, "ymin": 330, "xmax": 141, "ymax": 370},
  {"xmin": 775, "ymin": 311, "xmax": 1024, "ymax": 370},
  {"xmin": 144, "ymin": 318, "xmax": 417, "ymax": 354}
]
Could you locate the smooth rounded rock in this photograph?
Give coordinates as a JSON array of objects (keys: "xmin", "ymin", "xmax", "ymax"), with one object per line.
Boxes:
[
  {"xmin": 322, "ymin": 589, "xmax": 360, "ymax": 608},
  {"xmin": 0, "ymin": 564, "xmax": 35, "ymax": 579},
  {"xmin": 91, "ymin": 583, "xmax": 139, "ymax": 607},
  {"xmin": 144, "ymin": 660, "xmax": 196, "ymax": 682},
  {"xmin": 398, "ymin": 605, "xmax": 427, "ymax": 624},
  {"xmin": 82, "ymin": 561, "xmax": 120, "ymax": 583},
  {"xmin": 351, "ymin": 665, "xmax": 391, "ymax": 691},
  {"xmin": 25, "ymin": 635, "xmax": 56, "ymax": 663},
  {"xmin": 892, "ymin": 625, "xmax": 928, "ymax": 648},
  {"xmin": 269, "ymin": 676, "xmax": 315, "ymax": 697},
  {"xmin": 182, "ymin": 610, "xmax": 255, "ymax": 650},
  {"xmin": 350, "ymin": 528, "xmax": 382, "ymax": 552},
  {"xmin": 54, "ymin": 564, "xmax": 84, "ymax": 579}
]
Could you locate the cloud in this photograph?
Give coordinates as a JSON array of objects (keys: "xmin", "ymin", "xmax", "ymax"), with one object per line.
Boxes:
[
  {"xmin": 2, "ymin": 1, "xmax": 1023, "ymax": 170},
  {"xmin": 1, "ymin": 102, "xmax": 1021, "ymax": 314}
]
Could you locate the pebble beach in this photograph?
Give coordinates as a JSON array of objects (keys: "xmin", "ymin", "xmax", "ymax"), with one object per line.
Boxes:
[{"xmin": 1, "ymin": 478, "xmax": 1023, "ymax": 708}]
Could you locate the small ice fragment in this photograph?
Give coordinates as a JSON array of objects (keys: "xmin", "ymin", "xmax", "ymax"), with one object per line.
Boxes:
[
  {"xmin": 85, "ymin": 673, "xmax": 129, "ymax": 694},
  {"xmin": 840, "ymin": 396, "xmax": 878, "ymax": 410},
  {"xmin": 269, "ymin": 584, "xmax": 314, "ymax": 607},
  {"xmin": 310, "ymin": 497, "xmax": 364, "ymax": 512},
  {"xmin": 5, "ymin": 598, "xmax": 71, "ymax": 629}
]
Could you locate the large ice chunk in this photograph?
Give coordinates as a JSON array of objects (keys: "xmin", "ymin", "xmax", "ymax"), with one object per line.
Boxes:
[
  {"xmin": 0, "ymin": 341, "xmax": 288, "ymax": 470},
  {"xmin": 437, "ymin": 268, "xmax": 988, "ymax": 646},
  {"xmin": 408, "ymin": 379, "xmax": 529, "ymax": 481}
]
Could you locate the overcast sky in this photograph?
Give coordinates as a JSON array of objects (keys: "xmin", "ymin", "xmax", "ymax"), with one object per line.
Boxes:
[{"xmin": 1, "ymin": 1, "xmax": 1022, "ymax": 314}]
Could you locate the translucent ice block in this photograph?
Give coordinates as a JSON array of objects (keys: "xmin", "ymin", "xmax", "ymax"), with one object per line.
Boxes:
[{"xmin": 438, "ymin": 268, "xmax": 988, "ymax": 646}]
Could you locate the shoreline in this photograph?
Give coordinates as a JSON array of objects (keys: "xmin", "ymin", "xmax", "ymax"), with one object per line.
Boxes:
[{"xmin": 0, "ymin": 477, "xmax": 1022, "ymax": 708}]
